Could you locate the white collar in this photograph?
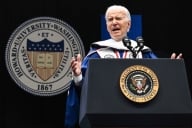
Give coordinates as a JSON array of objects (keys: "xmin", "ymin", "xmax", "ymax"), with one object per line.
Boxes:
[{"xmin": 92, "ymin": 39, "xmax": 138, "ymax": 50}]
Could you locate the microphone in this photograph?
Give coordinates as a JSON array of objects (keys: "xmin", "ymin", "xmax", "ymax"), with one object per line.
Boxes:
[
  {"xmin": 122, "ymin": 36, "xmax": 137, "ymax": 58},
  {"xmin": 136, "ymin": 36, "xmax": 144, "ymax": 53}
]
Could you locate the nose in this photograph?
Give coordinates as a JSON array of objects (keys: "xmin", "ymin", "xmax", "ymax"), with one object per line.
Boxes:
[
  {"xmin": 111, "ymin": 20, "xmax": 119, "ymax": 27},
  {"xmin": 111, "ymin": 19, "xmax": 117, "ymax": 24}
]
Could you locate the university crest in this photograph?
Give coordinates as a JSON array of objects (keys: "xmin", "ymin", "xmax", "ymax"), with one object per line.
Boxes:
[{"xmin": 5, "ymin": 17, "xmax": 85, "ymax": 96}]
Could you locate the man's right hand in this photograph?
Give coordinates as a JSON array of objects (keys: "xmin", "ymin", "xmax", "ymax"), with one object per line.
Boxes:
[{"xmin": 71, "ymin": 54, "xmax": 82, "ymax": 76}]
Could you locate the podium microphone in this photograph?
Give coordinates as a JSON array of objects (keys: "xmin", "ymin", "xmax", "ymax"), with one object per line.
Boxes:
[
  {"xmin": 122, "ymin": 36, "xmax": 137, "ymax": 58},
  {"xmin": 136, "ymin": 36, "xmax": 144, "ymax": 54}
]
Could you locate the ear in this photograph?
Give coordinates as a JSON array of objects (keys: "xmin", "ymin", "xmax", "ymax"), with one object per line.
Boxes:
[
  {"xmin": 127, "ymin": 21, "xmax": 131, "ymax": 32},
  {"xmin": 128, "ymin": 20, "xmax": 131, "ymax": 28},
  {"xmin": 106, "ymin": 24, "xmax": 110, "ymax": 33}
]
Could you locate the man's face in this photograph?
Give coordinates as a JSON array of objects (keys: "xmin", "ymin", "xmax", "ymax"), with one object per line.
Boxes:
[{"xmin": 106, "ymin": 10, "xmax": 131, "ymax": 41}]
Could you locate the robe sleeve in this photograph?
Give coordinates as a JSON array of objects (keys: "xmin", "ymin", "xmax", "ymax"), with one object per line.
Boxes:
[{"xmin": 64, "ymin": 48, "xmax": 99, "ymax": 127}]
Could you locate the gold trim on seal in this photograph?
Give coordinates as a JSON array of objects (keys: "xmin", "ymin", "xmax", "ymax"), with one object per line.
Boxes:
[{"xmin": 120, "ymin": 65, "xmax": 159, "ymax": 103}]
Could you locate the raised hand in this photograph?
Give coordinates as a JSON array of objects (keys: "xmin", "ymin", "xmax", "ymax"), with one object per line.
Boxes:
[
  {"xmin": 71, "ymin": 54, "xmax": 82, "ymax": 76},
  {"xmin": 171, "ymin": 53, "xmax": 182, "ymax": 59}
]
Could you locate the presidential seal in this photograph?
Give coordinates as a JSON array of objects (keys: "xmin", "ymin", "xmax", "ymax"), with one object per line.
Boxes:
[
  {"xmin": 5, "ymin": 17, "xmax": 85, "ymax": 96},
  {"xmin": 120, "ymin": 65, "xmax": 159, "ymax": 103}
]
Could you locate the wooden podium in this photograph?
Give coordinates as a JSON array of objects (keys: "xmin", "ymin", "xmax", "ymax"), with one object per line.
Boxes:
[{"xmin": 79, "ymin": 59, "xmax": 192, "ymax": 128}]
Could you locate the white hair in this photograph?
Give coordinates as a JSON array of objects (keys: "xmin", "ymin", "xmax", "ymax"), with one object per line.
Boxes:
[{"xmin": 105, "ymin": 5, "xmax": 131, "ymax": 21}]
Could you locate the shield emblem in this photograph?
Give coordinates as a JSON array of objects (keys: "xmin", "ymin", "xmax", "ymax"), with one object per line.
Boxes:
[{"xmin": 27, "ymin": 38, "xmax": 64, "ymax": 81}]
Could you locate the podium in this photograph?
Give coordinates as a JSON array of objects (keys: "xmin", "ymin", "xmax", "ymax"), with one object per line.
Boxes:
[{"xmin": 79, "ymin": 59, "xmax": 192, "ymax": 128}]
